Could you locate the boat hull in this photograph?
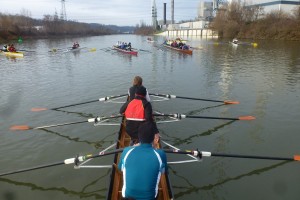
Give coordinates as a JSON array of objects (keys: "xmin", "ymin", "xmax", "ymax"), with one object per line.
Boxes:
[
  {"xmin": 106, "ymin": 117, "xmax": 173, "ymax": 200},
  {"xmin": 113, "ymin": 46, "xmax": 138, "ymax": 56},
  {"xmin": 0, "ymin": 51, "xmax": 24, "ymax": 57},
  {"xmin": 163, "ymin": 44, "xmax": 192, "ymax": 55}
]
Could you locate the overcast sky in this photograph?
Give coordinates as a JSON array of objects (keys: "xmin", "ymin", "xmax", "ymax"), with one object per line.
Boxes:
[{"xmin": 0, "ymin": 0, "xmax": 201, "ymax": 26}]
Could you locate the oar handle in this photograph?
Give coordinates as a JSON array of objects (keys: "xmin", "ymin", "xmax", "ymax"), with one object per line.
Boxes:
[
  {"xmin": 52, "ymin": 100, "xmax": 99, "ymax": 110},
  {"xmin": 0, "ymin": 149, "xmax": 124, "ymax": 177},
  {"xmin": 149, "ymin": 93, "xmax": 237, "ymax": 104},
  {"xmin": 49, "ymin": 94, "xmax": 127, "ymax": 110},
  {"xmin": 153, "ymin": 113, "xmax": 246, "ymax": 120},
  {"xmin": 164, "ymin": 149, "xmax": 298, "ymax": 161}
]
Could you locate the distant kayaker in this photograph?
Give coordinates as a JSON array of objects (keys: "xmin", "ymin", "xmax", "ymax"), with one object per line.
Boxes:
[
  {"xmin": 72, "ymin": 42, "xmax": 80, "ymax": 49},
  {"xmin": 8, "ymin": 44, "xmax": 16, "ymax": 52},
  {"xmin": 120, "ymin": 85, "xmax": 159, "ymax": 145},
  {"xmin": 232, "ymin": 38, "xmax": 238, "ymax": 44},
  {"xmin": 118, "ymin": 121, "xmax": 167, "ymax": 200}
]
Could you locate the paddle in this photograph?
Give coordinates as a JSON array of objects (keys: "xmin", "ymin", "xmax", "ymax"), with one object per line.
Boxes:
[
  {"xmin": 10, "ymin": 115, "xmax": 123, "ymax": 131},
  {"xmin": 165, "ymin": 149, "xmax": 300, "ymax": 162},
  {"xmin": 0, "ymin": 149, "xmax": 124, "ymax": 177},
  {"xmin": 149, "ymin": 93, "xmax": 239, "ymax": 104},
  {"xmin": 154, "ymin": 113, "xmax": 255, "ymax": 121},
  {"xmin": 31, "ymin": 94, "xmax": 127, "ymax": 112}
]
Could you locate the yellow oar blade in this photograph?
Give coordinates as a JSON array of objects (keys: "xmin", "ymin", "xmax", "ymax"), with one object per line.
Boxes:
[
  {"xmin": 251, "ymin": 43, "xmax": 258, "ymax": 47},
  {"xmin": 31, "ymin": 108, "xmax": 48, "ymax": 112},
  {"xmin": 224, "ymin": 101, "xmax": 240, "ymax": 104},
  {"xmin": 89, "ymin": 48, "xmax": 96, "ymax": 52},
  {"xmin": 238, "ymin": 116, "xmax": 256, "ymax": 120},
  {"xmin": 10, "ymin": 125, "xmax": 31, "ymax": 131}
]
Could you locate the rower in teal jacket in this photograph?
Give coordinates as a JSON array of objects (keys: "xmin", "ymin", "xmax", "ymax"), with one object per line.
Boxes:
[{"xmin": 118, "ymin": 122, "xmax": 167, "ymax": 200}]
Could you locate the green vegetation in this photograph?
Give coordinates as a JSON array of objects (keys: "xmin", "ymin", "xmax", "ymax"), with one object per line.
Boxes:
[
  {"xmin": 0, "ymin": 11, "xmax": 120, "ymax": 42},
  {"xmin": 211, "ymin": 2, "xmax": 300, "ymax": 40}
]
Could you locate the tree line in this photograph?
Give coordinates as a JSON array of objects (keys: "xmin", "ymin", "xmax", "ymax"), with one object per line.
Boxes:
[
  {"xmin": 0, "ymin": 11, "xmax": 117, "ymax": 41},
  {"xmin": 211, "ymin": 1, "xmax": 300, "ymax": 40}
]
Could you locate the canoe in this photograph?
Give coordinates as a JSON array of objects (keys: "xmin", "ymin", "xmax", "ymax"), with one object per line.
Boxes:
[
  {"xmin": 163, "ymin": 44, "xmax": 193, "ymax": 55},
  {"xmin": 106, "ymin": 116, "xmax": 173, "ymax": 200},
  {"xmin": 0, "ymin": 50, "xmax": 24, "ymax": 57},
  {"xmin": 113, "ymin": 45, "xmax": 138, "ymax": 56}
]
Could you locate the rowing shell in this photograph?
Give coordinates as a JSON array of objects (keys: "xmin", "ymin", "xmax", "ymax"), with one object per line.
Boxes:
[
  {"xmin": 106, "ymin": 116, "xmax": 173, "ymax": 200},
  {"xmin": 0, "ymin": 50, "xmax": 24, "ymax": 57},
  {"xmin": 112, "ymin": 45, "xmax": 138, "ymax": 56},
  {"xmin": 163, "ymin": 44, "xmax": 193, "ymax": 55}
]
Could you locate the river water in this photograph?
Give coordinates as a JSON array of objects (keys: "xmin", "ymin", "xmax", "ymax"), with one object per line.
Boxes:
[{"xmin": 0, "ymin": 35, "xmax": 300, "ymax": 200}]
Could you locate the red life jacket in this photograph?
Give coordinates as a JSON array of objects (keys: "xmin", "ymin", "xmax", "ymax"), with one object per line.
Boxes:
[{"xmin": 124, "ymin": 99, "xmax": 146, "ymax": 121}]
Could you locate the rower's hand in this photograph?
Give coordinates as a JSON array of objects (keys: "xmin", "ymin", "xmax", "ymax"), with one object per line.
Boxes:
[{"xmin": 153, "ymin": 133, "xmax": 160, "ymax": 147}]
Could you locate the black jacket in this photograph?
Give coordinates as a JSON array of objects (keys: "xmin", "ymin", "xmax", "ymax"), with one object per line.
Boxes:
[{"xmin": 120, "ymin": 96, "xmax": 158, "ymax": 141}]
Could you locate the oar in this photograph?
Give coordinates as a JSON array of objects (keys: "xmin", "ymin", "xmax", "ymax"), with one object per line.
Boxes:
[
  {"xmin": 31, "ymin": 94, "xmax": 127, "ymax": 112},
  {"xmin": 251, "ymin": 42, "xmax": 258, "ymax": 47},
  {"xmin": 132, "ymin": 48, "xmax": 151, "ymax": 53},
  {"xmin": 165, "ymin": 149, "xmax": 300, "ymax": 162},
  {"xmin": 10, "ymin": 115, "xmax": 123, "ymax": 131},
  {"xmin": 0, "ymin": 149, "xmax": 124, "ymax": 177},
  {"xmin": 49, "ymin": 48, "xmax": 64, "ymax": 52},
  {"xmin": 149, "ymin": 93, "xmax": 239, "ymax": 104},
  {"xmin": 89, "ymin": 48, "xmax": 96, "ymax": 52},
  {"xmin": 18, "ymin": 49, "xmax": 36, "ymax": 52},
  {"xmin": 153, "ymin": 113, "xmax": 255, "ymax": 121}
]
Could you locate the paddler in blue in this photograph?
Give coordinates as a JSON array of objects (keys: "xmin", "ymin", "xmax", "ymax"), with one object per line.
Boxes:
[
  {"xmin": 120, "ymin": 85, "xmax": 159, "ymax": 145},
  {"xmin": 118, "ymin": 121, "xmax": 167, "ymax": 200}
]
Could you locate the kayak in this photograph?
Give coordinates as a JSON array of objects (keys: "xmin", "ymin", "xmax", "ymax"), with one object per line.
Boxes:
[
  {"xmin": 112, "ymin": 45, "xmax": 138, "ymax": 56},
  {"xmin": 163, "ymin": 44, "xmax": 193, "ymax": 55},
  {"xmin": 0, "ymin": 50, "xmax": 24, "ymax": 57}
]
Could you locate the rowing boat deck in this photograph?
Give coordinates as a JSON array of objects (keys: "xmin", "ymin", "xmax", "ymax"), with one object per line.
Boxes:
[{"xmin": 107, "ymin": 119, "xmax": 173, "ymax": 200}]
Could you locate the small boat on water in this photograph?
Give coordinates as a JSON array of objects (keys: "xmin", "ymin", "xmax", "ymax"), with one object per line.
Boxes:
[
  {"xmin": 163, "ymin": 44, "xmax": 193, "ymax": 55},
  {"xmin": 106, "ymin": 115, "xmax": 173, "ymax": 200},
  {"xmin": 147, "ymin": 37, "xmax": 154, "ymax": 43},
  {"xmin": 230, "ymin": 38, "xmax": 239, "ymax": 47},
  {"xmin": 63, "ymin": 47, "xmax": 85, "ymax": 53},
  {"xmin": 0, "ymin": 50, "xmax": 24, "ymax": 58},
  {"xmin": 112, "ymin": 45, "xmax": 138, "ymax": 56}
]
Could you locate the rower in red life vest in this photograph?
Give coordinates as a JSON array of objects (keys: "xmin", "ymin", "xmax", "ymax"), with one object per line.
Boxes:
[{"xmin": 120, "ymin": 85, "xmax": 160, "ymax": 145}]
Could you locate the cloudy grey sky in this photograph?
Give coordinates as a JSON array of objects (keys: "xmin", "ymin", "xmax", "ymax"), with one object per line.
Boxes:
[{"xmin": 0, "ymin": 0, "xmax": 201, "ymax": 26}]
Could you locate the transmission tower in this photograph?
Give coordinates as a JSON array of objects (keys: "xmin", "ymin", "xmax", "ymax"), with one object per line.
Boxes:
[{"xmin": 61, "ymin": 0, "xmax": 67, "ymax": 21}]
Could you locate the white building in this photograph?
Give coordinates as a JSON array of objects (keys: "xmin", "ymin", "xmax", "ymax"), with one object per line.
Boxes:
[
  {"xmin": 245, "ymin": 0, "xmax": 299, "ymax": 14},
  {"xmin": 197, "ymin": 1, "xmax": 214, "ymax": 20}
]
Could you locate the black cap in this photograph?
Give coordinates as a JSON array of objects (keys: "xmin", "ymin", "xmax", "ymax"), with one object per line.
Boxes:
[
  {"xmin": 135, "ymin": 85, "xmax": 147, "ymax": 97},
  {"xmin": 138, "ymin": 122, "xmax": 155, "ymax": 143}
]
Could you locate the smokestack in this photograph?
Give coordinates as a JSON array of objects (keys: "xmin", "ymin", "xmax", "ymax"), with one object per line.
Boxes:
[
  {"xmin": 171, "ymin": 0, "xmax": 174, "ymax": 24},
  {"xmin": 164, "ymin": 3, "xmax": 167, "ymax": 25}
]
